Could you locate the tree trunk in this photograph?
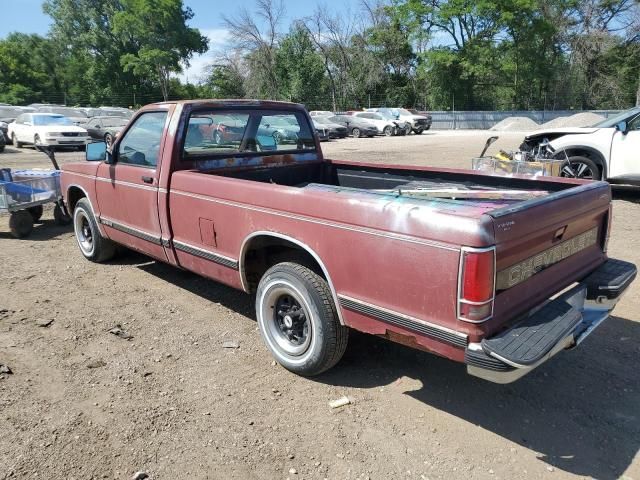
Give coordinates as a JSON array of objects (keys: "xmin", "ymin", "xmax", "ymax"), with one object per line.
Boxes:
[{"xmin": 636, "ymin": 70, "xmax": 640, "ymax": 106}]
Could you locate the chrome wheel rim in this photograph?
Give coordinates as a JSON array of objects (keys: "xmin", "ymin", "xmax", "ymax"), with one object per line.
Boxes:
[
  {"xmin": 74, "ymin": 210, "xmax": 94, "ymax": 256},
  {"xmin": 260, "ymin": 283, "xmax": 312, "ymax": 357},
  {"xmin": 561, "ymin": 161, "xmax": 596, "ymax": 180}
]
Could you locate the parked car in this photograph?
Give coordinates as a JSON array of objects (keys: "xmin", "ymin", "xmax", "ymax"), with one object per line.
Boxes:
[
  {"xmin": 391, "ymin": 108, "xmax": 431, "ymax": 133},
  {"xmin": 8, "ymin": 113, "xmax": 91, "ymax": 148},
  {"xmin": 259, "ymin": 115, "xmax": 300, "ymax": 144},
  {"xmin": 312, "ymin": 116, "xmax": 348, "ymax": 138},
  {"xmin": 309, "ymin": 110, "xmax": 334, "ymax": 117},
  {"xmin": 366, "ymin": 108, "xmax": 412, "ymax": 135},
  {"xmin": 519, "ymin": 106, "xmax": 640, "ymax": 182},
  {"xmin": 82, "ymin": 116, "xmax": 129, "ymax": 146},
  {"xmin": 329, "ymin": 114, "xmax": 377, "ymax": 138},
  {"xmin": 409, "ymin": 109, "xmax": 433, "ymax": 130},
  {"xmin": 351, "ymin": 111, "xmax": 399, "ymax": 136},
  {"xmin": 61, "ymin": 99, "xmax": 635, "ymax": 383},
  {"xmin": 36, "ymin": 106, "xmax": 88, "ymax": 125},
  {"xmin": 207, "ymin": 114, "xmax": 248, "ymax": 145}
]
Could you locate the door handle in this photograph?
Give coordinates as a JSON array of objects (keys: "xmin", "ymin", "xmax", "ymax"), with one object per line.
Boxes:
[{"xmin": 141, "ymin": 176, "xmax": 154, "ymax": 184}]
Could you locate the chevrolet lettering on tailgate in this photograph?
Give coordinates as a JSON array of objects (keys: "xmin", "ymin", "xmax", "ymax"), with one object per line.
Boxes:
[{"xmin": 496, "ymin": 227, "xmax": 598, "ymax": 290}]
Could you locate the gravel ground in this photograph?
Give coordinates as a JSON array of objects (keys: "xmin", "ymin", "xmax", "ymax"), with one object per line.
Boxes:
[{"xmin": 1, "ymin": 132, "xmax": 639, "ymax": 480}]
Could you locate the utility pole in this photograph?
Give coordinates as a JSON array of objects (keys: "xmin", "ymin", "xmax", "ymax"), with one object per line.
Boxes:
[{"xmin": 636, "ymin": 70, "xmax": 640, "ymax": 106}]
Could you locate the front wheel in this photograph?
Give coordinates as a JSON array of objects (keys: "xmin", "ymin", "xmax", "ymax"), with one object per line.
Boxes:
[
  {"xmin": 413, "ymin": 128, "xmax": 424, "ymax": 135},
  {"xmin": 351, "ymin": 127, "xmax": 361, "ymax": 138},
  {"xmin": 383, "ymin": 125, "xmax": 393, "ymax": 136},
  {"xmin": 12, "ymin": 134, "xmax": 23, "ymax": 148},
  {"xmin": 73, "ymin": 198, "xmax": 116, "ymax": 262},
  {"xmin": 28, "ymin": 205, "xmax": 44, "ymax": 222},
  {"xmin": 560, "ymin": 156, "xmax": 602, "ymax": 181},
  {"xmin": 256, "ymin": 262, "xmax": 348, "ymax": 376}
]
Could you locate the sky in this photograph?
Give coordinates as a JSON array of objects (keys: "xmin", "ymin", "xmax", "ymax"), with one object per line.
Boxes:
[{"xmin": 0, "ymin": 0, "xmax": 360, "ymax": 83}]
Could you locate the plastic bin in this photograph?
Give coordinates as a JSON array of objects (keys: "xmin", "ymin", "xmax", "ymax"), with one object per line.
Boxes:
[{"xmin": 472, "ymin": 157, "xmax": 564, "ymax": 177}]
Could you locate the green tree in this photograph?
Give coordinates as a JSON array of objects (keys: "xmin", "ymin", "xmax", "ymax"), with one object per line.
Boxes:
[
  {"xmin": 275, "ymin": 24, "xmax": 328, "ymax": 105},
  {"xmin": 113, "ymin": 0, "xmax": 208, "ymax": 101}
]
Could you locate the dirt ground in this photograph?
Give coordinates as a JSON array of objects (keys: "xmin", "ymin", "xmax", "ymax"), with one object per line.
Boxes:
[{"xmin": 1, "ymin": 132, "xmax": 639, "ymax": 480}]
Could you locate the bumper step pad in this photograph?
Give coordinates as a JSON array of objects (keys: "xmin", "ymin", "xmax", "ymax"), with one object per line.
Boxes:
[
  {"xmin": 482, "ymin": 301, "xmax": 582, "ymax": 367},
  {"xmin": 583, "ymin": 259, "xmax": 637, "ymax": 300}
]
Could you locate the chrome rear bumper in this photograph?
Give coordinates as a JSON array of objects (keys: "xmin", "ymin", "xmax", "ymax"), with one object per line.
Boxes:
[{"xmin": 466, "ymin": 258, "xmax": 636, "ymax": 384}]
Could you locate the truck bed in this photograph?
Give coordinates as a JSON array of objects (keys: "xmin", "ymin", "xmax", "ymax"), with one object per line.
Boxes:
[{"xmin": 212, "ymin": 160, "xmax": 578, "ymax": 211}]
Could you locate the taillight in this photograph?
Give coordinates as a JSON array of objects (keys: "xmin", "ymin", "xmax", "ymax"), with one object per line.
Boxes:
[
  {"xmin": 603, "ymin": 203, "xmax": 613, "ymax": 253},
  {"xmin": 458, "ymin": 247, "xmax": 496, "ymax": 322}
]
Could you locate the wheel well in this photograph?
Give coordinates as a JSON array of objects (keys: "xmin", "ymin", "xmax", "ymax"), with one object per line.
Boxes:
[
  {"xmin": 242, "ymin": 235, "xmax": 325, "ymax": 292},
  {"xmin": 555, "ymin": 147, "xmax": 607, "ymax": 178},
  {"xmin": 66, "ymin": 186, "xmax": 86, "ymax": 212}
]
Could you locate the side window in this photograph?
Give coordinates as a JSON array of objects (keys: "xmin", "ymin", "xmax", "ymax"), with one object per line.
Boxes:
[
  {"xmin": 628, "ymin": 115, "xmax": 640, "ymax": 131},
  {"xmin": 15, "ymin": 114, "xmax": 24, "ymax": 124},
  {"xmin": 117, "ymin": 112, "xmax": 167, "ymax": 167}
]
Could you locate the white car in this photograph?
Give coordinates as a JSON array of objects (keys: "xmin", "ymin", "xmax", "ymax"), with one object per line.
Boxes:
[
  {"xmin": 367, "ymin": 107, "xmax": 430, "ymax": 134},
  {"xmin": 351, "ymin": 111, "xmax": 399, "ymax": 136},
  {"xmin": 8, "ymin": 113, "xmax": 91, "ymax": 148},
  {"xmin": 520, "ymin": 107, "xmax": 640, "ymax": 182}
]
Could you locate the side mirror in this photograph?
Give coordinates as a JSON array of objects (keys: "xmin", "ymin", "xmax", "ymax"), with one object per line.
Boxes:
[
  {"xmin": 616, "ymin": 121, "xmax": 629, "ymax": 135},
  {"xmin": 94, "ymin": 124, "xmax": 100, "ymax": 128},
  {"xmin": 86, "ymin": 141, "xmax": 107, "ymax": 162}
]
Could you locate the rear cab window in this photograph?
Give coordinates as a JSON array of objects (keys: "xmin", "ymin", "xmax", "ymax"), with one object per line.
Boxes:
[{"xmin": 181, "ymin": 109, "xmax": 317, "ymax": 167}]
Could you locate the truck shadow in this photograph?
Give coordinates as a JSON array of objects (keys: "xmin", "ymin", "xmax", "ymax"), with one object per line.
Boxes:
[
  {"xmin": 119, "ymin": 250, "xmax": 639, "ymax": 479},
  {"xmin": 612, "ymin": 185, "xmax": 640, "ymax": 204},
  {"xmin": 320, "ymin": 317, "xmax": 640, "ymax": 480}
]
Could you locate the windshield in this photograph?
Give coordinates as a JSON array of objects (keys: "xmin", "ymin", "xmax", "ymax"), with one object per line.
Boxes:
[
  {"xmin": 33, "ymin": 115, "xmax": 73, "ymax": 126},
  {"xmin": 397, "ymin": 108, "xmax": 413, "ymax": 116},
  {"xmin": 593, "ymin": 107, "xmax": 640, "ymax": 128}
]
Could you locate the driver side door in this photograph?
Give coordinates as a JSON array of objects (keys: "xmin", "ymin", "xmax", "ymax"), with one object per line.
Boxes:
[
  {"xmin": 609, "ymin": 114, "xmax": 640, "ymax": 181},
  {"xmin": 95, "ymin": 110, "xmax": 169, "ymax": 261}
]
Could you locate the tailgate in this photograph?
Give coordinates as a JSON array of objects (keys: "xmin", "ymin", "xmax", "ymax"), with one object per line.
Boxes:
[{"xmin": 486, "ymin": 181, "xmax": 611, "ymax": 333}]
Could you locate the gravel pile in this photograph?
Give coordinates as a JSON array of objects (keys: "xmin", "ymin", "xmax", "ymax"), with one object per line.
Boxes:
[
  {"xmin": 489, "ymin": 117, "xmax": 539, "ymax": 131},
  {"xmin": 537, "ymin": 112, "xmax": 605, "ymax": 129}
]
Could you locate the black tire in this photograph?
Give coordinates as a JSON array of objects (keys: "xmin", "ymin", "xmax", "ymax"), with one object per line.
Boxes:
[
  {"xmin": 424, "ymin": 125, "xmax": 431, "ymax": 131},
  {"xmin": 413, "ymin": 128, "xmax": 424, "ymax": 135},
  {"xmin": 560, "ymin": 156, "xmax": 602, "ymax": 181},
  {"xmin": 0, "ymin": 143, "xmax": 5, "ymax": 153},
  {"xmin": 9, "ymin": 210, "xmax": 34, "ymax": 238},
  {"xmin": 256, "ymin": 262, "xmax": 348, "ymax": 376},
  {"xmin": 73, "ymin": 198, "xmax": 116, "ymax": 262},
  {"xmin": 28, "ymin": 205, "xmax": 44, "ymax": 222},
  {"xmin": 352, "ymin": 127, "xmax": 361, "ymax": 138},
  {"xmin": 12, "ymin": 134, "xmax": 23, "ymax": 148},
  {"xmin": 383, "ymin": 125, "xmax": 393, "ymax": 136},
  {"xmin": 53, "ymin": 204, "xmax": 72, "ymax": 225}
]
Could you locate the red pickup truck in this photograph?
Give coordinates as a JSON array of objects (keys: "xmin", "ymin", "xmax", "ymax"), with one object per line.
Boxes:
[{"xmin": 60, "ymin": 100, "xmax": 636, "ymax": 383}]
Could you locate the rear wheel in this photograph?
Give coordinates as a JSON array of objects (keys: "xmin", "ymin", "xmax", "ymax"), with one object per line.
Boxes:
[
  {"xmin": 414, "ymin": 128, "xmax": 424, "ymax": 135},
  {"xmin": 352, "ymin": 127, "xmax": 361, "ymax": 138},
  {"xmin": 9, "ymin": 210, "xmax": 34, "ymax": 238},
  {"xmin": 28, "ymin": 205, "xmax": 44, "ymax": 222},
  {"xmin": 73, "ymin": 198, "xmax": 116, "ymax": 262},
  {"xmin": 560, "ymin": 156, "xmax": 602, "ymax": 180},
  {"xmin": 256, "ymin": 262, "xmax": 348, "ymax": 376}
]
